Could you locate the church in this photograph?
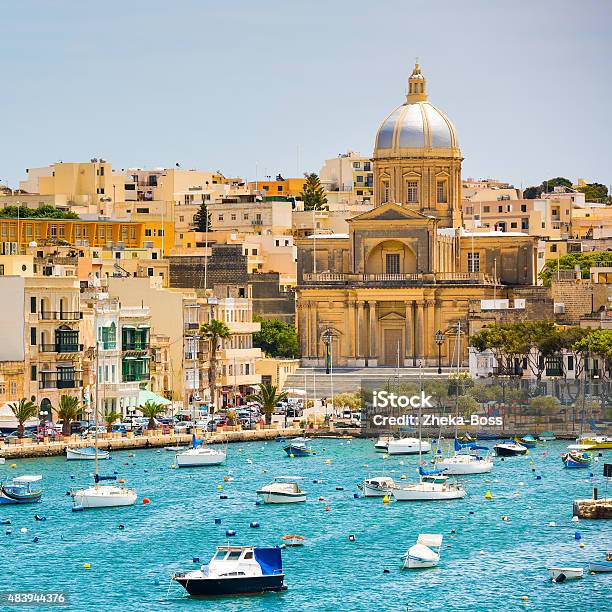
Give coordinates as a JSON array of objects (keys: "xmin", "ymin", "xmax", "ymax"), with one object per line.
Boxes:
[{"xmin": 296, "ymin": 64, "xmax": 538, "ymax": 368}]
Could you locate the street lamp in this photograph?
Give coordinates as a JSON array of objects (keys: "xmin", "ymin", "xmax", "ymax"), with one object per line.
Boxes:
[
  {"xmin": 322, "ymin": 329, "xmax": 333, "ymax": 375},
  {"xmin": 435, "ymin": 330, "xmax": 446, "ymax": 375}
]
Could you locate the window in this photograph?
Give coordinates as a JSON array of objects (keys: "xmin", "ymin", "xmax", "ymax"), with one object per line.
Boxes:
[
  {"xmin": 31, "ymin": 365, "xmax": 37, "ymax": 381},
  {"xmin": 277, "ymin": 185, "xmax": 283, "ymax": 191},
  {"xmin": 252, "ymin": 248, "xmax": 257, "ymax": 255},
  {"xmin": 30, "ymin": 327, "xmax": 37, "ymax": 346},
  {"xmin": 357, "ymin": 190, "xmax": 363, "ymax": 195},
  {"xmin": 243, "ymin": 213, "xmax": 249, "ymax": 220},
  {"xmin": 381, "ymin": 182, "xmax": 390, "ymax": 203},
  {"xmin": 145, "ymin": 229, "xmax": 152, "ymax": 237},
  {"xmin": 50, "ymin": 225, "xmax": 57, "ymax": 238},
  {"xmin": 551, "ymin": 244, "xmax": 557, "ymax": 253},
  {"xmin": 0, "ymin": 383, "xmax": 5, "ymax": 396},
  {"xmin": 179, "ymin": 216, "xmax": 184, "ymax": 222},
  {"xmin": 9, "ymin": 381, "xmax": 16, "ymax": 396},
  {"xmin": 356, "ymin": 175, "xmax": 363, "ymax": 183},
  {"xmin": 158, "ymin": 229, "xmax": 164, "ymax": 236},
  {"xmin": 436, "ymin": 181, "xmax": 447, "ymax": 203},
  {"xmin": 353, "ymin": 162, "xmax": 361, "ymax": 169},
  {"xmin": 385, "ymin": 253, "xmax": 400, "ymax": 274},
  {"xmin": 275, "ymin": 240, "xmax": 279, "ymax": 247},
  {"xmin": 510, "ymin": 222, "xmax": 517, "ymax": 228},
  {"xmin": 406, "ymin": 181, "xmax": 418, "ymax": 203},
  {"xmin": 231, "ymin": 214, "xmax": 236, "ymax": 221},
  {"xmin": 30, "ymin": 297, "xmax": 36, "ymax": 313},
  {"xmin": 498, "ymin": 205, "xmax": 503, "ymax": 213},
  {"xmin": 467, "ymin": 252, "xmax": 480, "ymax": 272},
  {"xmin": 521, "ymin": 204, "xmax": 527, "ymax": 212},
  {"xmin": 363, "ymin": 162, "xmax": 371, "ymax": 171},
  {"xmin": 483, "ymin": 206, "xmax": 490, "ymax": 213},
  {"xmin": 567, "ymin": 355, "xmax": 574, "ymax": 371},
  {"xmin": 218, "ymin": 215, "xmax": 224, "ymax": 221},
  {"xmin": 0, "ymin": 265, "xmax": 3, "ymax": 275}
]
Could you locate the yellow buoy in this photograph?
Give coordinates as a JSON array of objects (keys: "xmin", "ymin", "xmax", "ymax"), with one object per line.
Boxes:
[
  {"xmin": 216, "ymin": 485, "xmax": 222, "ymax": 491},
  {"xmin": 520, "ymin": 596, "xmax": 528, "ymax": 601},
  {"xmin": 325, "ymin": 459, "xmax": 331, "ymax": 465},
  {"xmin": 10, "ymin": 464, "xmax": 16, "ymax": 469},
  {"xmin": 383, "ymin": 454, "xmax": 389, "ymax": 460},
  {"xmin": 484, "ymin": 491, "xmax": 492, "ymax": 500},
  {"xmin": 400, "ymin": 474, "xmax": 407, "ymax": 480},
  {"xmin": 83, "ymin": 563, "xmax": 91, "ymax": 569},
  {"xmin": 382, "ymin": 495, "xmax": 390, "ymax": 504},
  {"xmin": 289, "ymin": 453, "xmax": 295, "ymax": 458}
]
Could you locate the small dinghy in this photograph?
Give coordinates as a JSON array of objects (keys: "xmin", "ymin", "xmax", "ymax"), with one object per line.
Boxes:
[
  {"xmin": 176, "ymin": 435, "xmax": 226, "ymax": 467},
  {"xmin": 66, "ymin": 446, "xmax": 110, "ymax": 461},
  {"xmin": 549, "ymin": 567, "xmax": 583, "ymax": 582},
  {"xmin": 284, "ymin": 438, "xmax": 313, "ymax": 457},
  {"xmin": 173, "ymin": 545, "xmax": 287, "ymax": 596},
  {"xmin": 0, "ymin": 475, "xmax": 43, "ymax": 504},
  {"xmin": 401, "ymin": 534, "xmax": 443, "ymax": 569},
  {"xmin": 374, "ymin": 435, "xmax": 394, "ymax": 452},
  {"xmin": 516, "ymin": 435, "xmax": 537, "ymax": 448},
  {"xmin": 561, "ymin": 449, "xmax": 592, "ymax": 469},
  {"xmin": 538, "ymin": 431, "xmax": 556, "ymax": 442},
  {"xmin": 359, "ymin": 476, "xmax": 396, "ymax": 497},
  {"xmin": 281, "ymin": 534, "xmax": 305, "ymax": 547},
  {"xmin": 257, "ymin": 476, "xmax": 306, "ymax": 504},
  {"xmin": 494, "ymin": 441, "xmax": 528, "ymax": 457}
]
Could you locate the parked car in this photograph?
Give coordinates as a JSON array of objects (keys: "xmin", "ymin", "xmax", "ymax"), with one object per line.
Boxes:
[{"xmin": 174, "ymin": 421, "xmax": 192, "ymax": 433}]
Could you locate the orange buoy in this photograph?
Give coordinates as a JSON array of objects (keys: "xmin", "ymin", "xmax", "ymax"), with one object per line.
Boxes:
[
  {"xmin": 325, "ymin": 505, "xmax": 331, "ymax": 512},
  {"xmin": 142, "ymin": 497, "xmax": 150, "ymax": 505}
]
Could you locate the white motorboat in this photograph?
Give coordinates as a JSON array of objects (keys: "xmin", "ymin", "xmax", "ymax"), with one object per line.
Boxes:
[
  {"xmin": 66, "ymin": 446, "xmax": 110, "ymax": 461},
  {"xmin": 71, "ymin": 482, "xmax": 137, "ymax": 509},
  {"xmin": 392, "ymin": 468, "xmax": 466, "ymax": 501},
  {"xmin": 494, "ymin": 441, "xmax": 528, "ymax": 457},
  {"xmin": 173, "ymin": 545, "xmax": 287, "ymax": 596},
  {"xmin": 257, "ymin": 476, "xmax": 306, "ymax": 504},
  {"xmin": 401, "ymin": 534, "xmax": 443, "ymax": 569},
  {"xmin": 176, "ymin": 445, "xmax": 226, "ymax": 467},
  {"xmin": 433, "ymin": 439, "xmax": 493, "ymax": 475},
  {"xmin": 387, "ymin": 437, "xmax": 431, "ymax": 455},
  {"xmin": 374, "ymin": 435, "xmax": 394, "ymax": 452},
  {"xmin": 359, "ymin": 476, "xmax": 396, "ymax": 497},
  {"xmin": 548, "ymin": 567, "xmax": 584, "ymax": 582}
]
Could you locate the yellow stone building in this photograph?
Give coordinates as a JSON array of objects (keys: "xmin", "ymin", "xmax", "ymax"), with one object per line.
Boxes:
[{"xmin": 296, "ymin": 64, "xmax": 539, "ymax": 368}]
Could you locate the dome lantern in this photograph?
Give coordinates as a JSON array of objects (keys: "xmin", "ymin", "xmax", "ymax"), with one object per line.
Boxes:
[{"xmin": 407, "ymin": 62, "xmax": 427, "ymax": 103}]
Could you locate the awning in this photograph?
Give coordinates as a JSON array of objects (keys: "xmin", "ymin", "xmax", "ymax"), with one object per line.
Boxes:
[
  {"xmin": 137, "ymin": 389, "xmax": 171, "ymax": 406},
  {"xmin": 138, "ymin": 324, "xmax": 151, "ymax": 329},
  {"xmin": 123, "ymin": 356, "xmax": 136, "ymax": 360},
  {"xmin": 101, "ymin": 321, "xmax": 114, "ymax": 328},
  {"xmin": 122, "ymin": 324, "xmax": 136, "ymax": 329}
]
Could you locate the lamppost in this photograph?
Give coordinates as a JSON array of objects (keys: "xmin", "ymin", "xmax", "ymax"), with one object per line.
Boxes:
[
  {"xmin": 434, "ymin": 330, "xmax": 446, "ymax": 375},
  {"xmin": 322, "ymin": 329, "xmax": 333, "ymax": 375}
]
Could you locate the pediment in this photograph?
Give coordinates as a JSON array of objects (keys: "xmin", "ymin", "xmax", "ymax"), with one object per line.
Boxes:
[
  {"xmin": 349, "ymin": 202, "xmax": 429, "ymax": 224},
  {"xmin": 379, "ymin": 311, "xmax": 405, "ymax": 321}
]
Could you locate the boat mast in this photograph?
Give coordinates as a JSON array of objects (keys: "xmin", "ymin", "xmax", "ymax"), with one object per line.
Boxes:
[
  {"xmin": 454, "ymin": 321, "xmax": 461, "ymax": 441},
  {"xmin": 94, "ymin": 304, "xmax": 99, "ymax": 479},
  {"xmin": 418, "ymin": 358, "xmax": 423, "ymax": 475}
]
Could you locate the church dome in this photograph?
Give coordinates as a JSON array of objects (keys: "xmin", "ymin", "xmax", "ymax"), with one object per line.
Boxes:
[{"xmin": 374, "ymin": 64, "xmax": 459, "ymax": 157}]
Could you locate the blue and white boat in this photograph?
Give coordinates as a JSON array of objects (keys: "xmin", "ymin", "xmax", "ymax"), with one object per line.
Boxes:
[
  {"xmin": 561, "ymin": 449, "xmax": 592, "ymax": 469},
  {"xmin": 66, "ymin": 446, "xmax": 110, "ymax": 461},
  {"xmin": 0, "ymin": 475, "xmax": 43, "ymax": 504},
  {"xmin": 284, "ymin": 438, "xmax": 313, "ymax": 457},
  {"xmin": 589, "ymin": 553, "xmax": 612, "ymax": 573}
]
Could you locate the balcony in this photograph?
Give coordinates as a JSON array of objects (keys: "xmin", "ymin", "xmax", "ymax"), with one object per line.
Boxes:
[
  {"xmin": 301, "ymin": 272, "xmax": 496, "ymax": 286},
  {"xmin": 492, "ymin": 366, "xmax": 523, "ymax": 376},
  {"xmin": 39, "ymin": 343, "xmax": 83, "ymax": 353},
  {"xmin": 122, "ymin": 342, "xmax": 150, "ymax": 351},
  {"xmin": 122, "ymin": 372, "xmax": 150, "ymax": 382},
  {"xmin": 40, "ymin": 311, "xmax": 82, "ymax": 321},
  {"xmin": 39, "ymin": 375, "xmax": 83, "ymax": 389}
]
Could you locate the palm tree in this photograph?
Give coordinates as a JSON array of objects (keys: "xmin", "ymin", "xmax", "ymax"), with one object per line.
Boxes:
[
  {"xmin": 57, "ymin": 395, "xmax": 80, "ymax": 436},
  {"xmin": 200, "ymin": 319, "xmax": 231, "ymax": 413},
  {"xmin": 103, "ymin": 409, "xmax": 122, "ymax": 433},
  {"xmin": 139, "ymin": 400, "xmax": 166, "ymax": 430},
  {"xmin": 9, "ymin": 398, "xmax": 39, "ymax": 438},
  {"xmin": 248, "ymin": 383, "xmax": 288, "ymax": 425}
]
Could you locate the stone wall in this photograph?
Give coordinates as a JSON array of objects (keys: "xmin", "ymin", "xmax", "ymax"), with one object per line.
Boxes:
[{"xmin": 249, "ymin": 272, "xmax": 296, "ymax": 323}]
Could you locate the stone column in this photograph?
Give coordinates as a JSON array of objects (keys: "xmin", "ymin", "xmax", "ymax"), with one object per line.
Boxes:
[
  {"xmin": 415, "ymin": 300, "xmax": 425, "ymax": 362},
  {"xmin": 404, "ymin": 301, "xmax": 413, "ymax": 367},
  {"xmin": 368, "ymin": 300, "xmax": 378, "ymax": 367},
  {"xmin": 346, "ymin": 299, "xmax": 355, "ymax": 365},
  {"xmin": 355, "ymin": 300, "xmax": 366, "ymax": 367}
]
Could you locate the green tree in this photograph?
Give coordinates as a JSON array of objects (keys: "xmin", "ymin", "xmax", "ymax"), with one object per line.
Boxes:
[
  {"xmin": 523, "ymin": 177, "xmax": 572, "ymax": 199},
  {"xmin": 576, "ymin": 182, "xmax": 609, "ymax": 203},
  {"xmin": 103, "ymin": 409, "xmax": 122, "ymax": 433},
  {"xmin": 248, "ymin": 383, "xmax": 288, "ymax": 425},
  {"xmin": 192, "ymin": 200, "xmax": 211, "ymax": 232},
  {"xmin": 458, "ymin": 394, "xmax": 479, "ymax": 418},
  {"xmin": 57, "ymin": 395, "xmax": 80, "ymax": 436},
  {"xmin": 9, "ymin": 398, "xmax": 39, "ymax": 437},
  {"xmin": 299, "ymin": 172, "xmax": 328, "ymax": 211},
  {"xmin": 200, "ymin": 319, "xmax": 232, "ymax": 412},
  {"xmin": 529, "ymin": 395, "xmax": 560, "ymax": 416},
  {"xmin": 138, "ymin": 401, "xmax": 167, "ymax": 430},
  {"xmin": 333, "ymin": 391, "xmax": 362, "ymax": 412},
  {"xmin": 0, "ymin": 204, "xmax": 79, "ymax": 219},
  {"xmin": 253, "ymin": 317, "xmax": 299, "ymax": 358},
  {"xmin": 539, "ymin": 251, "xmax": 612, "ymax": 286}
]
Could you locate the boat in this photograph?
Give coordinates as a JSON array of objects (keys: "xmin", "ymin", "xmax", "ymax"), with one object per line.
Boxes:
[
  {"xmin": 176, "ymin": 435, "xmax": 226, "ymax": 467},
  {"xmin": 392, "ymin": 467, "xmax": 466, "ymax": 501},
  {"xmin": 173, "ymin": 545, "xmax": 287, "ymax": 596},
  {"xmin": 475, "ymin": 432, "xmax": 502, "ymax": 440},
  {"xmin": 538, "ymin": 431, "xmax": 556, "ymax": 442},
  {"xmin": 576, "ymin": 435, "xmax": 612, "ymax": 450},
  {"xmin": 0, "ymin": 457, "xmax": 5, "ymax": 464},
  {"xmin": 387, "ymin": 437, "xmax": 431, "ymax": 455},
  {"xmin": 275, "ymin": 436, "xmax": 287, "ymax": 443},
  {"xmin": 66, "ymin": 446, "xmax": 110, "ymax": 461},
  {"xmin": 548, "ymin": 567, "xmax": 584, "ymax": 582},
  {"xmin": 516, "ymin": 435, "xmax": 537, "ymax": 448},
  {"xmin": 70, "ymin": 321, "xmax": 138, "ymax": 510},
  {"xmin": 401, "ymin": 534, "xmax": 443, "ymax": 569},
  {"xmin": 457, "ymin": 433, "xmax": 475, "ymax": 443},
  {"xmin": 358, "ymin": 476, "xmax": 396, "ymax": 497},
  {"xmin": 281, "ymin": 535, "xmax": 305, "ymax": 547},
  {"xmin": 256, "ymin": 476, "xmax": 306, "ymax": 504},
  {"xmin": 494, "ymin": 441, "xmax": 528, "ymax": 457},
  {"xmin": 589, "ymin": 553, "xmax": 612, "ymax": 573},
  {"xmin": 561, "ymin": 449, "xmax": 592, "ymax": 469},
  {"xmin": 433, "ymin": 439, "xmax": 494, "ymax": 475},
  {"xmin": 283, "ymin": 438, "xmax": 313, "ymax": 457},
  {"xmin": 164, "ymin": 445, "xmax": 187, "ymax": 452},
  {"xmin": 374, "ymin": 435, "xmax": 394, "ymax": 452},
  {"xmin": 0, "ymin": 475, "xmax": 43, "ymax": 504}
]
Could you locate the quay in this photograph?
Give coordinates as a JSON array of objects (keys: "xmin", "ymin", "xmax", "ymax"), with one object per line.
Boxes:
[{"xmin": 573, "ymin": 497, "xmax": 612, "ymax": 519}]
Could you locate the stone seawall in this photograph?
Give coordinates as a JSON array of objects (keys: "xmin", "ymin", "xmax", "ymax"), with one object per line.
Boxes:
[{"xmin": 573, "ymin": 498, "xmax": 612, "ymax": 519}]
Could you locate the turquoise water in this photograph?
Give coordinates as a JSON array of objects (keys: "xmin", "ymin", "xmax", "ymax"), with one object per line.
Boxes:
[{"xmin": 1, "ymin": 439, "xmax": 611, "ymax": 612}]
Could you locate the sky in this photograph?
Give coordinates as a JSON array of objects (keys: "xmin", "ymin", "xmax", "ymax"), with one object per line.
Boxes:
[{"xmin": 1, "ymin": 0, "xmax": 611, "ymax": 190}]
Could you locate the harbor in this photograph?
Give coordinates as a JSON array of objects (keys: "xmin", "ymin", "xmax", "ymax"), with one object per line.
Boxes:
[{"xmin": 1, "ymin": 437, "xmax": 610, "ymax": 610}]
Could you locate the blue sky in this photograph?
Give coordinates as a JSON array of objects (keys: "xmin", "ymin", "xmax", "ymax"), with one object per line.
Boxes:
[{"xmin": 1, "ymin": 0, "xmax": 611, "ymax": 189}]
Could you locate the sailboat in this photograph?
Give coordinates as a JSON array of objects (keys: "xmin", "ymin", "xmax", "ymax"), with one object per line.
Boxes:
[
  {"xmin": 391, "ymin": 349, "xmax": 466, "ymax": 502},
  {"xmin": 433, "ymin": 439, "xmax": 493, "ymax": 475},
  {"xmin": 176, "ymin": 434, "xmax": 226, "ymax": 467},
  {"xmin": 71, "ymin": 309, "xmax": 137, "ymax": 510}
]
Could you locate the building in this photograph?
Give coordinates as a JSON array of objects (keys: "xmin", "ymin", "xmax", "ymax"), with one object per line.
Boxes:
[
  {"xmin": 295, "ymin": 64, "xmax": 539, "ymax": 368},
  {"xmin": 319, "ymin": 151, "xmax": 374, "ymax": 205},
  {"xmin": 248, "ymin": 177, "xmax": 306, "ymax": 198}
]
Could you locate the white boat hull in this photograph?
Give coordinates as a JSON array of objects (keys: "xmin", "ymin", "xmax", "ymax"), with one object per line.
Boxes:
[
  {"xmin": 387, "ymin": 438, "xmax": 431, "ymax": 455},
  {"xmin": 549, "ymin": 567, "xmax": 583, "ymax": 581},
  {"xmin": 434, "ymin": 455, "xmax": 493, "ymax": 475},
  {"xmin": 256, "ymin": 491, "xmax": 306, "ymax": 504},
  {"xmin": 393, "ymin": 483, "xmax": 466, "ymax": 501},
  {"xmin": 402, "ymin": 544, "xmax": 440, "ymax": 569},
  {"xmin": 72, "ymin": 485, "xmax": 137, "ymax": 508},
  {"xmin": 66, "ymin": 448, "xmax": 110, "ymax": 461},
  {"xmin": 361, "ymin": 483, "xmax": 393, "ymax": 497},
  {"xmin": 176, "ymin": 448, "xmax": 226, "ymax": 467}
]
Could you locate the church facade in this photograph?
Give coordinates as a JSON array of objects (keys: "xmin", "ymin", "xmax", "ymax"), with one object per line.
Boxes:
[{"xmin": 296, "ymin": 64, "xmax": 539, "ymax": 367}]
